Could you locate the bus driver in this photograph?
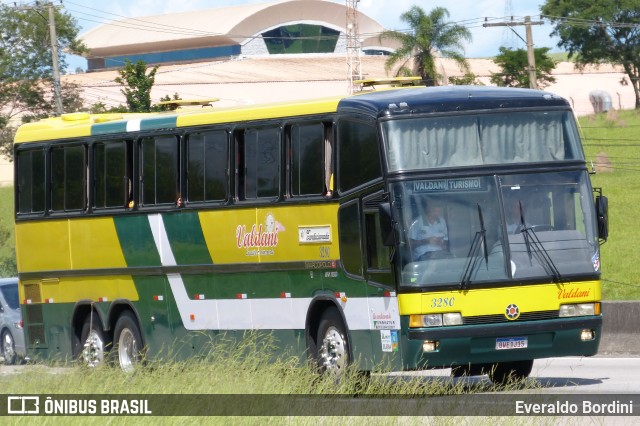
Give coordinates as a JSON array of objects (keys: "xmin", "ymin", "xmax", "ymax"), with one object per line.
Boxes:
[{"xmin": 409, "ymin": 202, "xmax": 449, "ymax": 260}]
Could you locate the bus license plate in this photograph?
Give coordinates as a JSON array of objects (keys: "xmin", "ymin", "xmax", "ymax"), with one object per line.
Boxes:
[{"xmin": 495, "ymin": 337, "xmax": 528, "ymax": 350}]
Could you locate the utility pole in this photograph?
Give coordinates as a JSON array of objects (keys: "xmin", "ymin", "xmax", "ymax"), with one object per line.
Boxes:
[
  {"xmin": 17, "ymin": 1, "xmax": 64, "ymax": 114},
  {"xmin": 345, "ymin": 0, "xmax": 361, "ymax": 94},
  {"xmin": 483, "ymin": 16, "xmax": 543, "ymax": 89},
  {"xmin": 48, "ymin": 2, "xmax": 64, "ymax": 115}
]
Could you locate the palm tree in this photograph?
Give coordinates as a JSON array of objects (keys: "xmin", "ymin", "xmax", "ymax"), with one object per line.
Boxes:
[{"xmin": 380, "ymin": 6, "xmax": 472, "ymax": 86}]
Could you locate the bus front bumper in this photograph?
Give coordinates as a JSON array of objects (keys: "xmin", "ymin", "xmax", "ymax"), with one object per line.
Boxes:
[{"xmin": 403, "ymin": 315, "xmax": 602, "ymax": 370}]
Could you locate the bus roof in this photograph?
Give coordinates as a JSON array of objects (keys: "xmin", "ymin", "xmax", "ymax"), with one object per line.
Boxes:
[
  {"xmin": 13, "ymin": 96, "xmax": 343, "ymax": 144},
  {"xmin": 337, "ymin": 85, "xmax": 571, "ymax": 117},
  {"xmin": 14, "ymin": 86, "xmax": 571, "ymax": 144}
]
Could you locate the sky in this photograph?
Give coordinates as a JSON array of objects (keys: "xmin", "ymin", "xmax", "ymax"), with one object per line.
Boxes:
[{"xmin": 5, "ymin": 0, "xmax": 562, "ymax": 72}]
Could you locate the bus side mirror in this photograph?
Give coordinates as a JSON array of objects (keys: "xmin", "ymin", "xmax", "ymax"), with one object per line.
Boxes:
[
  {"xmin": 595, "ymin": 195, "xmax": 608, "ymax": 241},
  {"xmin": 379, "ymin": 202, "xmax": 396, "ymax": 246}
]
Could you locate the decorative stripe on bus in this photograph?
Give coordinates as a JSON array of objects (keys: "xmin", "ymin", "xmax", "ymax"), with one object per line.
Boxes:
[
  {"xmin": 148, "ymin": 214, "xmax": 400, "ymax": 331},
  {"xmin": 91, "ymin": 116, "xmax": 178, "ymax": 136}
]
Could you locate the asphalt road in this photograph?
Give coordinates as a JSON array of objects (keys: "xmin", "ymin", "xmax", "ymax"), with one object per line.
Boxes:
[
  {"xmin": 529, "ymin": 356, "xmax": 640, "ymax": 393},
  {"xmin": 384, "ymin": 356, "xmax": 640, "ymax": 394}
]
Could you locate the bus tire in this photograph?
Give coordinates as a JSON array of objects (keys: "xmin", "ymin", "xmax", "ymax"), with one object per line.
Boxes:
[
  {"xmin": 113, "ymin": 311, "xmax": 144, "ymax": 373},
  {"xmin": 316, "ymin": 308, "xmax": 350, "ymax": 375},
  {"xmin": 2, "ymin": 329, "xmax": 17, "ymax": 365},
  {"xmin": 79, "ymin": 312, "xmax": 107, "ymax": 368},
  {"xmin": 488, "ymin": 359, "xmax": 533, "ymax": 385}
]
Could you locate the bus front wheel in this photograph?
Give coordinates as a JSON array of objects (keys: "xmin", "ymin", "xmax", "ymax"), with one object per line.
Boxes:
[
  {"xmin": 316, "ymin": 308, "xmax": 350, "ymax": 375},
  {"xmin": 79, "ymin": 313, "xmax": 107, "ymax": 368},
  {"xmin": 113, "ymin": 311, "xmax": 143, "ymax": 373},
  {"xmin": 488, "ymin": 359, "xmax": 533, "ymax": 385}
]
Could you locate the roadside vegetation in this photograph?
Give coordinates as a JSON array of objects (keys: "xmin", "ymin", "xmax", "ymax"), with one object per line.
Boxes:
[
  {"xmin": 0, "ymin": 186, "xmax": 15, "ymax": 276},
  {"xmin": 0, "ymin": 334, "xmax": 539, "ymax": 424},
  {"xmin": 580, "ymin": 109, "xmax": 640, "ymax": 300}
]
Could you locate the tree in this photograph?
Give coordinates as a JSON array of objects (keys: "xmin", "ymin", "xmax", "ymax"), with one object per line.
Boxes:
[
  {"xmin": 0, "ymin": 4, "xmax": 87, "ymax": 160},
  {"xmin": 541, "ymin": 0, "xmax": 640, "ymax": 108},
  {"xmin": 0, "ymin": 220, "xmax": 16, "ymax": 277},
  {"xmin": 490, "ymin": 47, "xmax": 557, "ymax": 88},
  {"xmin": 114, "ymin": 60, "xmax": 182, "ymax": 112},
  {"xmin": 449, "ymin": 72, "xmax": 484, "ymax": 86},
  {"xmin": 114, "ymin": 60, "xmax": 159, "ymax": 113},
  {"xmin": 380, "ymin": 6, "xmax": 472, "ymax": 86}
]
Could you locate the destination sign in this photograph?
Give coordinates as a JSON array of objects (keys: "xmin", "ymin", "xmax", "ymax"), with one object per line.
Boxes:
[{"xmin": 413, "ymin": 178, "xmax": 484, "ymax": 193}]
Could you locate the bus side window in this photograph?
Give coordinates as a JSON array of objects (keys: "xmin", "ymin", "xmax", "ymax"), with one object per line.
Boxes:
[
  {"xmin": 338, "ymin": 200, "xmax": 363, "ymax": 278},
  {"xmin": 16, "ymin": 148, "xmax": 46, "ymax": 215},
  {"xmin": 51, "ymin": 144, "xmax": 86, "ymax": 212},
  {"xmin": 289, "ymin": 122, "xmax": 326, "ymax": 197},
  {"xmin": 324, "ymin": 123, "xmax": 334, "ymax": 196},
  {"xmin": 186, "ymin": 130, "xmax": 228, "ymax": 204},
  {"xmin": 237, "ymin": 127, "xmax": 280, "ymax": 201},
  {"xmin": 140, "ymin": 135, "xmax": 180, "ymax": 206},
  {"xmin": 338, "ymin": 118, "xmax": 382, "ymax": 193},
  {"xmin": 93, "ymin": 140, "xmax": 132, "ymax": 209},
  {"xmin": 365, "ymin": 209, "xmax": 391, "ymax": 271}
]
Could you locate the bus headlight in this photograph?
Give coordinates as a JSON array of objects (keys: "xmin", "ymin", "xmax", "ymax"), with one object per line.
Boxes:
[
  {"xmin": 409, "ymin": 313, "xmax": 462, "ymax": 327},
  {"xmin": 559, "ymin": 302, "xmax": 600, "ymax": 317}
]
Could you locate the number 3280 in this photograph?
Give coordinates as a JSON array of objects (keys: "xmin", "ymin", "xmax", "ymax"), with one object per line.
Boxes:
[{"xmin": 431, "ymin": 297, "xmax": 455, "ymax": 308}]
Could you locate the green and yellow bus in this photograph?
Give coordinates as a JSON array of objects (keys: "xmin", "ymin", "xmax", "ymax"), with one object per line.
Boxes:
[{"xmin": 13, "ymin": 86, "xmax": 608, "ymax": 383}]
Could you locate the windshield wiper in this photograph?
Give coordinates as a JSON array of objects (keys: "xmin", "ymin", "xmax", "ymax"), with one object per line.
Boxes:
[
  {"xmin": 518, "ymin": 201, "xmax": 563, "ymax": 283},
  {"xmin": 460, "ymin": 205, "xmax": 489, "ymax": 290}
]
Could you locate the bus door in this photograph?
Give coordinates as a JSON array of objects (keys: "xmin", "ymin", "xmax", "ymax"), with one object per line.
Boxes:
[{"xmin": 363, "ymin": 192, "xmax": 402, "ymax": 369}]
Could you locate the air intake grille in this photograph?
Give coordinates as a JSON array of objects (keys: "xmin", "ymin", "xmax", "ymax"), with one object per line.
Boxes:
[
  {"xmin": 25, "ymin": 304, "xmax": 46, "ymax": 347},
  {"xmin": 25, "ymin": 304, "xmax": 43, "ymax": 324},
  {"xmin": 27, "ymin": 325, "xmax": 46, "ymax": 347},
  {"xmin": 23, "ymin": 283, "xmax": 42, "ymax": 303},
  {"xmin": 463, "ymin": 310, "xmax": 559, "ymax": 325}
]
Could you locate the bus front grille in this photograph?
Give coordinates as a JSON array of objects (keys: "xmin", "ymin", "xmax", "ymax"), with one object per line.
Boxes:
[{"xmin": 463, "ymin": 310, "xmax": 559, "ymax": 325}]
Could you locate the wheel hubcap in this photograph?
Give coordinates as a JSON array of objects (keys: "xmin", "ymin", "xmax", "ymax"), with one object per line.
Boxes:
[
  {"xmin": 82, "ymin": 329, "xmax": 104, "ymax": 367},
  {"xmin": 320, "ymin": 326, "xmax": 346, "ymax": 372},
  {"xmin": 118, "ymin": 328, "xmax": 138, "ymax": 373}
]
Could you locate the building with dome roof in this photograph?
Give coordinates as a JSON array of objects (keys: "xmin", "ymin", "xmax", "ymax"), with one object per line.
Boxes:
[
  {"xmin": 1, "ymin": 0, "xmax": 636, "ymax": 187},
  {"xmin": 80, "ymin": 0, "xmax": 396, "ymax": 71}
]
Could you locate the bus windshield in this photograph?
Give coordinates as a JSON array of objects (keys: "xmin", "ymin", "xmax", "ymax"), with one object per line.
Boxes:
[
  {"xmin": 392, "ymin": 171, "xmax": 599, "ymax": 289},
  {"xmin": 382, "ymin": 110, "xmax": 583, "ymax": 172}
]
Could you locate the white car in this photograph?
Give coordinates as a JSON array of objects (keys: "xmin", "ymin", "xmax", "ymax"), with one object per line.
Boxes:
[{"xmin": 0, "ymin": 277, "xmax": 26, "ymax": 364}]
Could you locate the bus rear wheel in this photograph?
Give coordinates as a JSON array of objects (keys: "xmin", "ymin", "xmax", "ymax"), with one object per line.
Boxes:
[
  {"xmin": 316, "ymin": 308, "xmax": 350, "ymax": 375},
  {"xmin": 79, "ymin": 313, "xmax": 107, "ymax": 368},
  {"xmin": 113, "ymin": 311, "xmax": 143, "ymax": 373},
  {"xmin": 488, "ymin": 359, "xmax": 533, "ymax": 385}
]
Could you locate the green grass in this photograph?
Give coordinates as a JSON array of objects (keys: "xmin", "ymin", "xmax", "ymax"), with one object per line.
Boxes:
[
  {"xmin": 0, "ymin": 334, "xmax": 539, "ymax": 424},
  {"xmin": 0, "ymin": 186, "xmax": 16, "ymax": 277},
  {"xmin": 579, "ymin": 109, "xmax": 640, "ymax": 300}
]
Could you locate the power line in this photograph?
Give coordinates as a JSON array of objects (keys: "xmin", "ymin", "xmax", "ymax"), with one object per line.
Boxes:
[{"xmin": 483, "ymin": 16, "xmax": 544, "ymax": 89}]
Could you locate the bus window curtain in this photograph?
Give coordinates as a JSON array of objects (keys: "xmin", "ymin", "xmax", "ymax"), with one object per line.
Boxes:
[{"xmin": 385, "ymin": 112, "xmax": 565, "ymax": 171}]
